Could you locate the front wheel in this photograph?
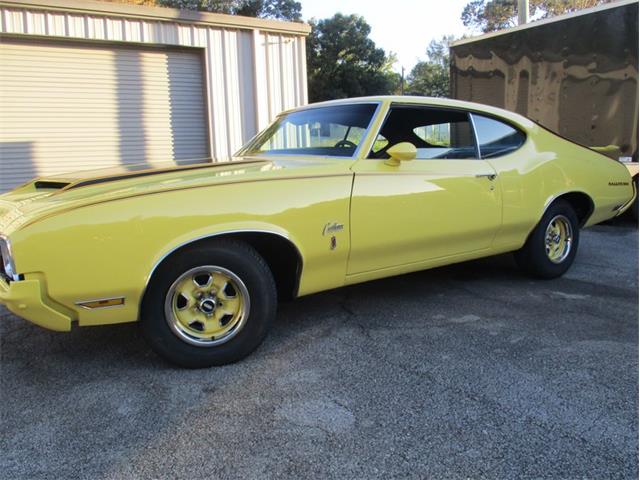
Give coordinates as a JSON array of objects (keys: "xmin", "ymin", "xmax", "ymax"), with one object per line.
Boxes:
[
  {"xmin": 514, "ymin": 199, "xmax": 580, "ymax": 279},
  {"xmin": 141, "ymin": 240, "xmax": 277, "ymax": 368}
]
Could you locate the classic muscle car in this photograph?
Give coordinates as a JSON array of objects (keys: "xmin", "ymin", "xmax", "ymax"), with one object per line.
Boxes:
[{"xmin": 0, "ymin": 96, "xmax": 635, "ymax": 367}]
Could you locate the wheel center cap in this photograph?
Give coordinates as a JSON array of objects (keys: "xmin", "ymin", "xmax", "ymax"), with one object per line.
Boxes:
[{"xmin": 199, "ymin": 298, "xmax": 216, "ymax": 315}]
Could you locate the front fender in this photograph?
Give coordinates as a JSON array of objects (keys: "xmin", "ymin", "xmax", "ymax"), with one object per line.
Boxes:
[{"xmin": 9, "ymin": 176, "xmax": 352, "ymax": 326}]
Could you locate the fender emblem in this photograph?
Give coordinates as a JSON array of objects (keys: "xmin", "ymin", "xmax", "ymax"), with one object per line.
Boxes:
[
  {"xmin": 322, "ymin": 222, "xmax": 344, "ymax": 236},
  {"xmin": 608, "ymin": 181, "xmax": 629, "ymax": 186}
]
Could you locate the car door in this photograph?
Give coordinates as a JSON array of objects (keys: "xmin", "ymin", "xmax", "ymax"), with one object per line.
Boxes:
[{"xmin": 347, "ymin": 105, "xmax": 503, "ymax": 275}]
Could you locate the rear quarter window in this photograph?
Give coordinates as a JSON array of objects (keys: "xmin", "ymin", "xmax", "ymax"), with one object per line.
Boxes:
[{"xmin": 471, "ymin": 114, "xmax": 526, "ymax": 159}]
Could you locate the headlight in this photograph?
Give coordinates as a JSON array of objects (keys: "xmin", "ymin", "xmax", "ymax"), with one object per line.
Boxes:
[{"xmin": 0, "ymin": 234, "xmax": 19, "ymax": 281}]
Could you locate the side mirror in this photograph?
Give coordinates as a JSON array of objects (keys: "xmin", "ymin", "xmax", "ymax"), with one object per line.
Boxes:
[{"xmin": 385, "ymin": 142, "xmax": 417, "ymax": 166}]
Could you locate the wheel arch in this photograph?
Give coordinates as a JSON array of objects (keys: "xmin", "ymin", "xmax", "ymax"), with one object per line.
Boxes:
[
  {"xmin": 544, "ymin": 191, "xmax": 595, "ymax": 228},
  {"xmin": 519, "ymin": 190, "xmax": 594, "ymax": 250},
  {"xmin": 141, "ymin": 230, "xmax": 304, "ymax": 312}
]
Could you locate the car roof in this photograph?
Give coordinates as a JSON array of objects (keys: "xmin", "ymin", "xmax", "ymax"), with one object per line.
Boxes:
[{"xmin": 280, "ymin": 96, "xmax": 535, "ymax": 130}]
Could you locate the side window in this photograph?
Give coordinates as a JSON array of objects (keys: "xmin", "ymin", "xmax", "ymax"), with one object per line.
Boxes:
[
  {"xmin": 413, "ymin": 124, "xmax": 451, "ymax": 146},
  {"xmin": 372, "ymin": 134, "xmax": 389, "ymax": 153},
  {"xmin": 368, "ymin": 106, "xmax": 477, "ymax": 160},
  {"xmin": 412, "ymin": 121, "xmax": 476, "ymax": 159},
  {"xmin": 471, "ymin": 114, "xmax": 526, "ymax": 158}
]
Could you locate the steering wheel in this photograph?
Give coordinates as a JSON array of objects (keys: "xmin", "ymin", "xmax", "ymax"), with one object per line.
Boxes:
[{"xmin": 334, "ymin": 139, "xmax": 357, "ymax": 149}]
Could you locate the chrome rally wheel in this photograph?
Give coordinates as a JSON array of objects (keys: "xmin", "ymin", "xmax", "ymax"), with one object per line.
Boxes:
[
  {"xmin": 141, "ymin": 240, "xmax": 277, "ymax": 368},
  {"xmin": 544, "ymin": 215, "xmax": 573, "ymax": 264},
  {"xmin": 514, "ymin": 199, "xmax": 580, "ymax": 279},
  {"xmin": 165, "ymin": 266, "xmax": 250, "ymax": 347}
]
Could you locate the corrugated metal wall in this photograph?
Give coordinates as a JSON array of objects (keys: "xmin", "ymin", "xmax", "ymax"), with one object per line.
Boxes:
[
  {"xmin": 449, "ymin": 1, "xmax": 638, "ymax": 162},
  {"xmin": 0, "ymin": 2, "xmax": 308, "ymax": 184},
  {"xmin": 0, "ymin": 39, "xmax": 210, "ymax": 189}
]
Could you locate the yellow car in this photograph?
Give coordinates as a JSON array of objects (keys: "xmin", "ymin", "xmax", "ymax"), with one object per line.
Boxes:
[{"xmin": 0, "ymin": 96, "xmax": 635, "ymax": 367}]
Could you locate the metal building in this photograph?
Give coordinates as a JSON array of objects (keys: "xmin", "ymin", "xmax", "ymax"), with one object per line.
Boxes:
[
  {"xmin": 0, "ymin": 0, "xmax": 310, "ymax": 191},
  {"xmin": 450, "ymin": 0, "xmax": 638, "ymax": 163}
]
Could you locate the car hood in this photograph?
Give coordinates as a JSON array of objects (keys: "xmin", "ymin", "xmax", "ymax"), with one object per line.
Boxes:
[{"xmin": 0, "ymin": 156, "xmax": 344, "ymax": 233}]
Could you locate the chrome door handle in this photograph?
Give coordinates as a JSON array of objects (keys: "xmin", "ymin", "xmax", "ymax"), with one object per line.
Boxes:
[{"xmin": 476, "ymin": 173, "xmax": 497, "ymax": 180}]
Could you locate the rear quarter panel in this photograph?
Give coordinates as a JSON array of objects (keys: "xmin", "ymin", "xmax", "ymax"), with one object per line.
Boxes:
[{"xmin": 488, "ymin": 124, "xmax": 633, "ymax": 252}]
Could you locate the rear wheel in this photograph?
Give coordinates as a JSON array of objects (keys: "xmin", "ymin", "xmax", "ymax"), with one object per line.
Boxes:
[
  {"xmin": 141, "ymin": 240, "xmax": 277, "ymax": 368},
  {"xmin": 514, "ymin": 199, "xmax": 579, "ymax": 279}
]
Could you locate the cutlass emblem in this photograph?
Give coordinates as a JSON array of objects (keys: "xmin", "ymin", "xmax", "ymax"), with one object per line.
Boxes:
[
  {"xmin": 322, "ymin": 222, "xmax": 344, "ymax": 236},
  {"xmin": 323, "ymin": 222, "xmax": 343, "ymax": 251}
]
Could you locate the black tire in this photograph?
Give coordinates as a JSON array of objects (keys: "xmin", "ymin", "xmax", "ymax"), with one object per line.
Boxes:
[
  {"xmin": 141, "ymin": 240, "xmax": 277, "ymax": 368},
  {"xmin": 631, "ymin": 176, "xmax": 638, "ymax": 222},
  {"xmin": 514, "ymin": 199, "xmax": 580, "ymax": 279}
]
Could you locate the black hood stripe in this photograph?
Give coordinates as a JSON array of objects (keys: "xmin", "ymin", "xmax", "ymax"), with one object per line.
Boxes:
[{"xmin": 65, "ymin": 160, "xmax": 267, "ymax": 191}]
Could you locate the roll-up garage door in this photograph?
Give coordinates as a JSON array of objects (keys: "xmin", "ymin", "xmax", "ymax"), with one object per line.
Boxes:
[{"xmin": 0, "ymin": 39, "xmax": 209, "ymax": 191}]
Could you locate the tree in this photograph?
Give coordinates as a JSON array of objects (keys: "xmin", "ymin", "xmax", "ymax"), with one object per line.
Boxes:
[
  {"xmin": 405, "ymin": 36, "xmax": 454, "ymax": 98},
  {"xmin": 461, "ymin": 0, "xmax": 615, "ymax": 32},
  {"xmin": 156, "ymin": 0, "xmax": 302, "ymax": 21},
  {"xmin": 306, "ymin": 14, "xmax": 399, "ymax": 102}
]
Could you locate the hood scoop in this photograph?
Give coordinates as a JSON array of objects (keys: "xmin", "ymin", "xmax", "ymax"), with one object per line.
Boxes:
[{"xmin": 34, "ymin": 181, "xmax": 71, "ymax": 190}]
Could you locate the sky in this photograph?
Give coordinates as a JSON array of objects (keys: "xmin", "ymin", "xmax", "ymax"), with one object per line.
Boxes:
[{"xmin": 298, "ymin": 0, "xmax": 472, "ymax": 74}]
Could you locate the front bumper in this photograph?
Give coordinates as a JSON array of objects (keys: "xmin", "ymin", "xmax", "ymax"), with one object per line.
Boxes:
[{"xmin": 0, "ymin": 277, "xmax": 72, "ymax": 331}]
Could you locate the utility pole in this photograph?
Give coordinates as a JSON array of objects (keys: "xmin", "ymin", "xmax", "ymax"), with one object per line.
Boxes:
[
  {"xmin": 518, "ymin": 0, "xmax": 530, "ymax": 25},
  {"xmin": 401, "ymin": 66, "xmax": 405, "ymax": 95}
]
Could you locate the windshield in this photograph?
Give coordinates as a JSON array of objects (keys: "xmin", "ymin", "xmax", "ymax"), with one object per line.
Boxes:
[{"xmin": 238, "ymin": 103, "xmax": 378, "ymax": 158}]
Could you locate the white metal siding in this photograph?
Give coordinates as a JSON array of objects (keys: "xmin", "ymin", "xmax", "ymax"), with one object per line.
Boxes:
[
  {"xmin": 0, "ymin": 4, "xmax": 309, "ymax": 188},
  {"xmin": 0, "ymin": 39, "xmax": 208, "ymax": 190}
]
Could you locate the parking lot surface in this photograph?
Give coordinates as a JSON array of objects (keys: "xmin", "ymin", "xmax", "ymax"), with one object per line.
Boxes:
[{"xmin": 1, "ymin": 222, "xmax": 638, "ymax": 480}]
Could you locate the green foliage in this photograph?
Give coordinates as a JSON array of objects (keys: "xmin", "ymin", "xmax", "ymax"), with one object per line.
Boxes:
[
  {"xmin": 306, "ymin": 14, "xmax": 400, "ymax": 102},
  {"xmin": 405, "ymin": 36, "xmax": 454, "ymax": 98},
  {"xmin": 156, "ymin": 0, "xmax": 301, "ymax": 20},
  {"xmin": 461, "ymin": 0, "xmax": 615, "ymax": 32},
  {"xmin": 461, "ymin": 0, "xmax": 515, "ymax": 32}
]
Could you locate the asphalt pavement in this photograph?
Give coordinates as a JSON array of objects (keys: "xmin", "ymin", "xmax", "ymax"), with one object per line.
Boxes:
[{"xmin": 1, "ymin": 221, "xmax": 638, "ymax": 479}]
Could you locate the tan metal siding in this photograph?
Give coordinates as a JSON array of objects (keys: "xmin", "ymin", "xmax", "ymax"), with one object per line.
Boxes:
[
  {"xmin": 0, "ymin": 4, "xmax": 309, "ymax": 167},
  {"xmin": 0, "ymin": 39, "xmax": 208, "ymax": 190}
]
